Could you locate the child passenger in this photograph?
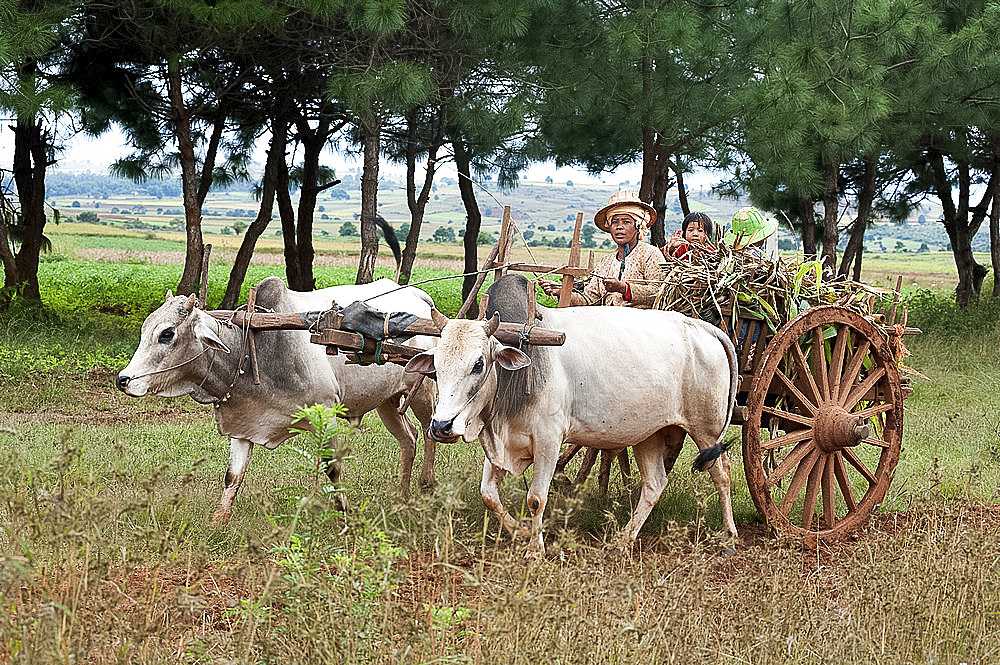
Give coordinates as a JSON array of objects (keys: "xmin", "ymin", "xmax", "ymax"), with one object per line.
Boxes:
[{"xmin": 662, "ymin": 212, "xmax": 715, "ymax": 259}]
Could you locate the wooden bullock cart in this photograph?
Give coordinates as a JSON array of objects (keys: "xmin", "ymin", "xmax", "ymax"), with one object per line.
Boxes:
[
  {"xmin": 204, "ymin": 203, "xmax": 917, "ymax": 542},
  {"xmin": 454, "ymin": 206, "xmax": 920, "ymax": 542}
]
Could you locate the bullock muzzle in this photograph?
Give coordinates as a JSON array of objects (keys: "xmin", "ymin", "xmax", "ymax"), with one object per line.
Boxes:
[
  {"xmin": 429, "ymin": 418, "xmax": 461, "ymax": 444},
  {"xmin": 116, "ymin": 374, "xmax": 131, "ymax": 392}
]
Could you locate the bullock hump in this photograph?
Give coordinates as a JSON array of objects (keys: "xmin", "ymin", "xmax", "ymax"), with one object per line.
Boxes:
[{"xmin": 486, "ymin": 273, "xmax": 531, "ymax": 324}]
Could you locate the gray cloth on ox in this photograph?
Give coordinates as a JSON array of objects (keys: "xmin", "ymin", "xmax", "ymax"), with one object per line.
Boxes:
[{"xmin": 336, "ymin": 300, "xmax": 420, "ymax": 341}]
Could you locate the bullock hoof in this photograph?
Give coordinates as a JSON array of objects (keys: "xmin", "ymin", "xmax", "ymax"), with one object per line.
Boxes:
[
  {"xmin": 524, "ymin": 547, "xmax": 544, "ymax": 562},
  {"xmin": 718, "ymin": 546, "xmax": 736, "ymax": 556},
  {"xmin": 209, "ymin": 509, "xmax": 231, "ymax": 527},
  {"xmin": 418, "ymin": 478, "xmax": 436, "ymax": 493}
]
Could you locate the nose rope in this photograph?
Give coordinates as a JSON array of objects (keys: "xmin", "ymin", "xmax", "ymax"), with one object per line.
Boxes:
[{"xmin": 123, "ymin": 346, "xmax": 213, "ymax": 381}]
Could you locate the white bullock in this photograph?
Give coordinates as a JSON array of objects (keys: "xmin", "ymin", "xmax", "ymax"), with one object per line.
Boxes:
[
  {"xmin": 117, "ymin": 277, "xmax": 437, "ymax": 523},
  {"xmin": 404, "ymin": 274, "xmax": 739, "ymax": 556}
]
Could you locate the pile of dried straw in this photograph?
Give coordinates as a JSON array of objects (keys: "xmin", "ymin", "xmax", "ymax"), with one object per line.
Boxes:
[{"xmin": 650, "ymin": 244, "xmax": 896, "ymax": 334}]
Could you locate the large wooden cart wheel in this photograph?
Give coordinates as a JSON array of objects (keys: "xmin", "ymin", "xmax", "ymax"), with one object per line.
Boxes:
[{"xmin": 743, "ymin": 305, "xmax": 903, "ymax": 540}]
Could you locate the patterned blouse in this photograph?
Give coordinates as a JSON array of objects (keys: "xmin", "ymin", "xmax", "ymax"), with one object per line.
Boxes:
[{"xmin": 568, "ymin": 241, "xmax": 667, "ymax": 308}]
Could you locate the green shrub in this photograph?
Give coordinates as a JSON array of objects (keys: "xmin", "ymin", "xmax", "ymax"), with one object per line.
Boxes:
[{"xmin": 903, "ymin": 288, "xmax": 1000, "ymax": 337}]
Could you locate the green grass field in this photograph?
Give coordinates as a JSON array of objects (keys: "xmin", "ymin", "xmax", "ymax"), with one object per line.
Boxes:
[{"xmin": 2, "ymin": 239, "xmax": 1000, "ymax": 663}]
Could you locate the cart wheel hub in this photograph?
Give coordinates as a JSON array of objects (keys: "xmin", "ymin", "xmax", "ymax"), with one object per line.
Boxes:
[{"xmin": 814, "ymin": 403, "xmax": 868, "ymax": 453}]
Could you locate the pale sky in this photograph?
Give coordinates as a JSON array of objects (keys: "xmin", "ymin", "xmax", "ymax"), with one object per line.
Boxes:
[{"xmin": 0, "ymin": 121, "xmax": 721, "ymax": 190}]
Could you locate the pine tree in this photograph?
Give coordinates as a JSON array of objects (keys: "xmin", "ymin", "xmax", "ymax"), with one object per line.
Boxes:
[
  {"xmin": 525, "ymin": 0, "xmax": 734, "ymax": 245},
  {"xmin": 734, "ymin": 0, "xmax": 930, "ymax": 270},
  {"xmin": 0, "ymin": 0, "xmax": 75, "ymax": 304}
]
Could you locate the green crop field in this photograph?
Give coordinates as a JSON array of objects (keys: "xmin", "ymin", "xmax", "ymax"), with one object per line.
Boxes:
[{"xmin": 2, "ymin": 225, "xmax": 1000, "ymax": 663}]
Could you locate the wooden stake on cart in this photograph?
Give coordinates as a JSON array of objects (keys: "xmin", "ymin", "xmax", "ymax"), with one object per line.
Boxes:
[
  {"xmin": 523, "ymin": 277, "xmax": 537, "ymax": 394},
  {"xmin": 456, "ymin": 244, "xmax": 500, "ymax": 319},
  {"xmin": 557, "ymin": 213, "xmax": 584, "ymax": 307},
  {"xmin": 495, "ymin": 206, "xmax": 513, "ymax": 284}
]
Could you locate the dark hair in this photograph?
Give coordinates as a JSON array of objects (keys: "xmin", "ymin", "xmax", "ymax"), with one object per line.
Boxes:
[{"xmin": 681, "ymin": 212, "xmax": 714, "ymax": 242}]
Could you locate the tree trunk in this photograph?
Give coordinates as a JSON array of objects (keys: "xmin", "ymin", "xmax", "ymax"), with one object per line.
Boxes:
[
  {"xmin": 221, "ymin": 118, "xmax": 286, "ymax": 309},
  {"xmin": 168, "ymin": 57, "xmax": 205, "ymax": 297},
  {"xmin": 293, "ymin": 118, "xmax": 330, "ymax": 292},
  {"xmin": 399, "ymin": 108, "xmax": 443, "ymax": 284},
  {"xmin": 798, "ymin": 197, "xmax": 817, "ymax": 259},
  {"xmin": 0, "ymin": 207, "xmax": 17, "ymax": 296},
  {"xmin": 839, "ymin": 160, "xmax": 875, "ymax": 278},
  {"xmin": 455, "ymin": 138, "xmax": 483, "ymax": 318},
  {"xmin": 357, "ymin": 117, "xmax": 381, "ymax": 285},
  {"xmin": 196, "ymin": 113, "xmax": 226, "ymax": 206},
  {"xmin": 11, "ymin": 116, "xmax": 48, "ymax": 301},
  {"xmin": 649, "ymin": 164, "xmax": 671, "ymax": 247},
  {"xmin": 929, "ymin": 151, "xmax": 995, "ymax": 307},
  {"xmin": 673, "ymin": 161, "xmax": 690, "ymax": 218},
  {"xmin": 992, "ymin": 167, "xmax": 1000, "ymax": 298},
  {"xmin": 820, "ymin": 156, "xmax": 840, "ymax": 271},
  {"xmin": 277, "ymin": 155, "xmax": 301, "ymax": 290}
]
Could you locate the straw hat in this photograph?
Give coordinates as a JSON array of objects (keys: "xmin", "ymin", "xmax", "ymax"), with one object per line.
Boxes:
[
  {"xmin": 594, "ymin": 190, "xmax": 657, "ymax": 233},
  {"xmin": 724, "ymin": 207, "xmax": 778, "ymax": 249}
]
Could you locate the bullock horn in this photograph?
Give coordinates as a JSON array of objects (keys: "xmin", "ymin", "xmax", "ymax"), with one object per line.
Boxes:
[
  {"xmin": 430, "ymin": 308, "xmax": 450, "ymax": 332},
  {"xmin": 164, "ymin": 290, "xmax": 173, "ymax": 301},
  {"xmin": 182, "ymin": 294, "xmax": 198, "ymax": 312},
  {"xmin": 483, "ymin": 312, "xmax": 500, "ymax": 337}
]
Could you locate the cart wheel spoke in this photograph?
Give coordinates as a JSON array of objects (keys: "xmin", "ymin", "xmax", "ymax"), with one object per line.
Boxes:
[
  {"xmin": 761, "ymin": 428, "xmax": 812, "ymax": 451},
  {"xmin": 833, "ymin": 452, "xmax": 858, "ymax": 513},
  {"xmin": 842, "ymin": 366, "xmax": 887, "ymax": 410},
  {"xmin": 812, "ymin": 328, "xmax": 830, "ymax": 401},
  {"xmin": 791, "ymin": 341, "xmax": 823, "ymax": 405},
  {"xmin": 800, "ymin": 453, "xmax": 826, "ymax": 530},
  {"xmin": 838, "ymin": 339, "xmax": 871, "ymax": 403},
  {"xmin": 861, "ymin": 437, "xmax": 891, "ymax": 449},
  {"xmin": 821, "ymin": 455, "xmax": 836, "ymax": 529},
  {"xmin": 778, "ymin": 449, "xmax": 818, "ymax": 516},
  {"xmin": 852, "ymin": 402, "xmax": 894, "ymax": 420},
  {"xmin": 828, "ymin": 325, "xmax": 849, "ymax": 398},
  {"xmin": 841, "ymin": 447, "xmax": 877, "ymax": 486},
  {"xmin": 774, "ymin": 369, "xmax": 818, "ymax": 414},
  {"xmin": 760, "ymin": 405, "xmax": 814, "ymax": 428},
  {"xmin": 766, "ymin": 440, "xmax": 815, "ymax": 487}
]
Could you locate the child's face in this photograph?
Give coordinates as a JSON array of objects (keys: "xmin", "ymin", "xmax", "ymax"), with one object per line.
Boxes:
[{"xmin": 685, "ymin": 220, "xmax": 707, "ymax": 245}]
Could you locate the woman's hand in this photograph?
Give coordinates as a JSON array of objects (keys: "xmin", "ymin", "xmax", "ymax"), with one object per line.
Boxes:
[{"xmin": 602, "ymin": 278, "xmax": 626, "ymax": 294}]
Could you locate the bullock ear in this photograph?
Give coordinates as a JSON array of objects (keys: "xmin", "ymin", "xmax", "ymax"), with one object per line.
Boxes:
[
  {"xmin": 495, "ymin": 346, "xmax": 531, "ymax": 371},
  {"xmin": 404, "ymin": 351, "xmax": 436, "ymax": 377},
  {"xmin": 165, "ymin": 290, "xmax": 174, "ymax": 301},
  {"xmin": 193, "ymin": 317, "xmax": 231, "ymax": 353}
]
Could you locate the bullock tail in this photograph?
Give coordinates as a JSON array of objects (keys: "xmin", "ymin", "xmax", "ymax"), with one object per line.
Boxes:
[
  {"xmin": 692, "ymin": 440, "xmax": 732, "ymax": 473},
  {"xmin": 374, "ymin": 215, "xmax": 402, "ymax": 267},
  {"xmin": 692, "ymin": 327, "xmax": 739, "ymax": 473}
]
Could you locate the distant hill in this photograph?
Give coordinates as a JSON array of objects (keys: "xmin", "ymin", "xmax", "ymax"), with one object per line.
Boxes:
[{"xmin": 45, "ymin": 168, "xmax": 984, "ymax": 253}]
